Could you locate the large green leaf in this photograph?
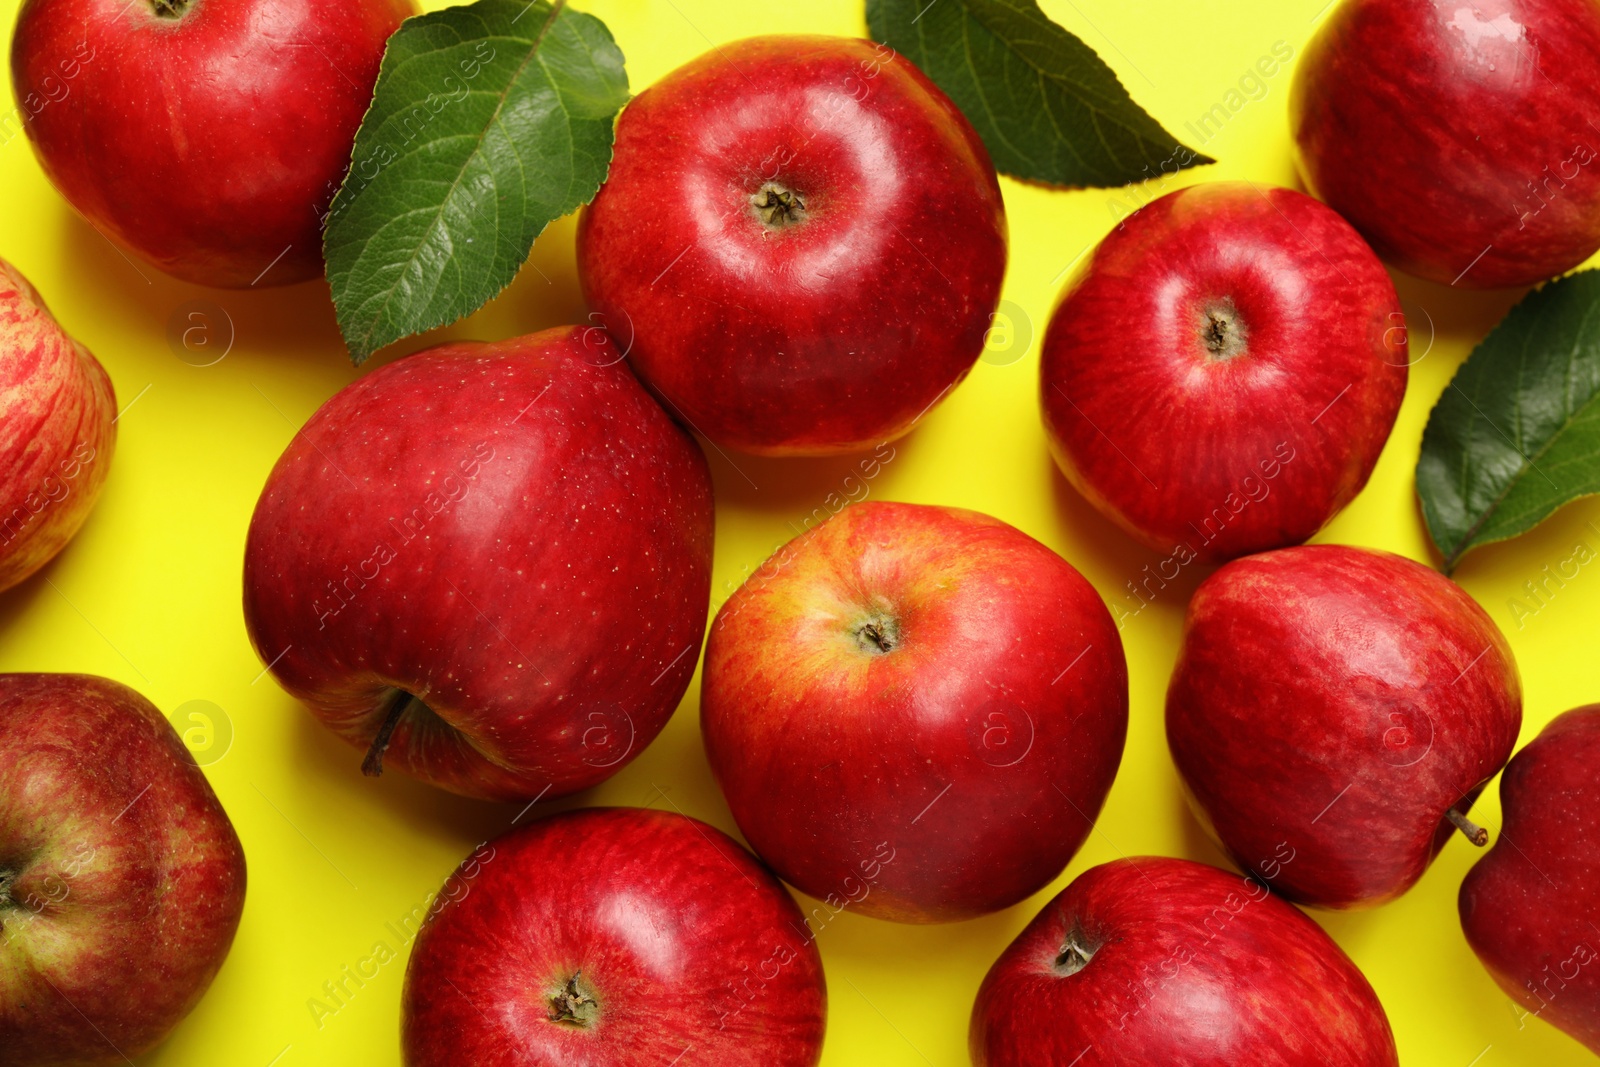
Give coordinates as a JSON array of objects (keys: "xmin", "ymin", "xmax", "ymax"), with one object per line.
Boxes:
[
  {"xmin": 324, "ymin": 0, "xmax": 629, "ymax": 363},
  {"xmin": 1417, "ymin": 271, "xmax": 1600, "ymax": 571},
  {"xmin": 866, "ymin": 0, "xmax": 1213, "ymax": 188}
]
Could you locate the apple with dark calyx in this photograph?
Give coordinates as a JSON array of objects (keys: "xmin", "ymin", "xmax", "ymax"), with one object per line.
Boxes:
[
  {"xmin": 243, "ymin": 326, "xmax": 714, "ymax": 802},
  {"xmin": 401, "ymin": 807, "xmax": 826, "ymax": 1066},
  {"xmin": 701, "ymin": 501, "xmax": 1127, "ymax": 923},
  {"xmin": 1461, "ymin": 705, "xmax": 1600, "ymax": 1053},
  {"xmin": 577, "ymin": 34, "xmax": 1007, "ymax": 456},
  {"xmin": 1291, "ymin": 0, "xmax": 1600, "ymax": 288},
  {"xmin": 0, "ymin": 257, "xmax": 115, "ymax": 594},
  {"xmin": 0, "ymin": 674, "xmax": 247, "ymax": 1065},
  {"xmin": 1040, "ymin": 181, "xmax": 1407, "ymax": 563},
  {"xmin": 1167, "ymin": 545, "xmax": 1521, "ymax": 909},
  {"xmin": 970, "ymin": 857, "xmax": 1399, "ymax": 1066},
  {"xmin": 11, "ymin": 0, "xmax": 417, "ymax": 287}
]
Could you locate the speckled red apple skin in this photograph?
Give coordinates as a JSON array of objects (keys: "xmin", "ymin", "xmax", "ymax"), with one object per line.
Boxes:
[
  {"xmin": 702, "ymin": 501, "xmax": 1128, "ymax": 923},
  {"xmin": 1291, "ymin": 0, "xmax": 1600, "ymax": 288},
  {"xmin": 970, "ymin": 858, "xmax": 1399, "ymax": 1066},
  {"xmin": 242, "ymin": 327, "xmax": 714, "ymax": 802},
  {"xmin": 0, "ymin": 674, "xmax": 246, "ymax": 1066},
  {"xmin": 1167, "ymin": 546, "xmax": 1522, "ymax": 909},
  {"xmin": 576, "ymin": 34, "xmax": 1008, "ymax": 456},
  {"xmin": 1041, "ymin": 182, "xmax": 1406, "ymax": 564},
  {"xmin": 11, "ymin": 0, "xmax": 416, "ymax": 287},
  {"xmin": 401, "ymin": 808, "xmax": 826, "ymax": 1067},
  {"xmin": 0, "ymin": 257, "xmax": 115, "ymax": 593},
  {"xmin": 1461, "ymin": 706, "xmax": 1600, "ymax": 1053}
]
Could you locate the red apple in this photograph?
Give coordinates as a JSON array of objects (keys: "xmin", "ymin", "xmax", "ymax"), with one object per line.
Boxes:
[
  {"xmin": 1291, "ymin": 0, "xmax": 1600, "ymax": 288},
  {"xmin": 576, "ymin": 34, "xmax": 1007, "ymax": 456},
  {"xmin": 11, "ymin": 0, "xmax": 416, "ymax": 287},
  {"xmin": 969, "ymin": 857, "xmax": 1399, "ymax": 1066},
  {"xmin": 1167, "ymin": 545, "xmax": 1522, "ymax": 909},
  {"xmin": 701, "ymin": 501, "xmax": 1128, "ymax": 923},
  {"xmin": 1460, "ymin": 705, "xmax": 1600, "ymax": 1052},
  {"xmin": 1040, "ymin": 181, "xmax": 1407, "ymax": 563},
  {"xmin": 0, "ymin": 257, "xmax": 115, "ymax": 593},
  {"xmin": 0, "ymin": 674, "xmax": 246, "ymax": 1065},
  {"xmin": 401, "ymin": 807, "xmax": 826, "ymax": 1066},
  {"xmin": 242, "ymin": 326, "xmax": 714, "ymax": 801}
]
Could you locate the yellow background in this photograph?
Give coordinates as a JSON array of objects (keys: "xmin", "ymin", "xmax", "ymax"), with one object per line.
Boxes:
[{"xmin": 2, "ymin": 0, "xmax": 1596, "ymax": 1063}]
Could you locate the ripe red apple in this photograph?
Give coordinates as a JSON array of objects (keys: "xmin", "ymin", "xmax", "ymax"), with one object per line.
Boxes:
[
  {"xmin": 401, "ymin": 807, "xmax": 826, "ymax": 1066},
  {"xmin": 1460, "ymin": 705, "xmax": 1600, "ymax": 1052},
  {"xmin": 969, "ymin": 857, "xmax": 1399, "ymax": 1066},
  {"xmin": 576, "ymin": 35, "xmax": 1007, "ymax": 456},
  {"xmin": 1040, "ymin": 181, "xmax": 1407, "ymax": 563},
  {"xmin": 0, "ymin": 674, "xmax": 246, "ymax": 1065},
  {"xmin": 11, "ymin": 0, "xmax": 416, "ymax": 287},
  {"xmin": 701, "ymin": 501, "xmax": 1128, "ymax": 923},
  {"xmin": 1291, "ymin": 0, "xmax": 1600, "ymax": 288},
  {"xmin": 242, "ymin": 326, "xmax": 714, "ymax": 801},
  {"xmin": 0, "ymin": 257, "xmax": 115, "ymax": 593},
  {"xmin": 1167, "ymin": 545, "xmax": 1521, "ymax": 909}
]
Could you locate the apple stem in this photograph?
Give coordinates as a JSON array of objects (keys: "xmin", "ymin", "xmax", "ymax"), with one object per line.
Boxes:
[
  {"xmin": 1446, "ymin": 807, "xmax": 1489, "ymax": 846},
  {"xmin": 1054, "ymin": 929, "xmax": 1096, "ymax": 976},
  {"xmin": 361, "ymin": 690, "xmax": 415, "ymax": 778}
]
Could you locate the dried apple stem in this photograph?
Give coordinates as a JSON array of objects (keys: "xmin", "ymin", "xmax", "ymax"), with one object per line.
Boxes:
[{"xmin": 1446, "ymin": 807, "xmax": 1489, "ymax": 846}]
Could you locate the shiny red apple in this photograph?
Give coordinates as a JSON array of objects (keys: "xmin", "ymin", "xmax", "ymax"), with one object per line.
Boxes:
[
  {"xmin": 1461, "ymin": 705, "xmax": 1600, "ymax": 1052},
  {"xmin": 701, "ymin": 501, "xmax": 1128, "ymax": 923},
  {"xmin": 1041, "ymin": 181, "xmax": 1407, "ymax": 563},
  {"xmin": 11, "ymin": 0, "xmax": 416, "ymax": 287},
  {"xmin": 0, "ymin": 674, "xmax": 247, "ymax": 1065},
  {"xmin": 577, "ymin": 34, "xmax": 1007, "ymax": 456},
  {"xmin": 970, "ymin": 857, "xmax": 1399, "ymax": 1066},
  {"xmin": 1291, "ymin": 0, "xmax": 1600, "ymax": 287},
  {"xmin": 243, "ymin": 326, "xmax": 714, "ymax": 801},
  {"xmin": 401, "ymin": 807, "xmax": 826, "ymax": 1066},
  {"xmin": 0, "ymin": 257, "xmax": 115, "ymax": 594},
  {"xmin": 1167, "ymin": 545, "xmax": 1521, "ymax": 908}
]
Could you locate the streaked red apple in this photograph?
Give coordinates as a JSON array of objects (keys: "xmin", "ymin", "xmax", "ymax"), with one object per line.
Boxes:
[
  {"xmin": 1167, "ymin": 545, "xmax": 1521, "ymax": 908},
  {"xmin": 970, "ymin": 857, "xmax": 1399, "ymax": 1065},
  {"xmin": 0, "ymin": 256, "xmax": 115, "ymax": 594},
  {"xmin": 701, "ymin": 501, "xmax": 1128, "ymax": 923},
  {"xmin": 401, "ymin": 807, "xmax": 826, "ymax": 1066},
  {"xmin": 0, "ymin": 674, "xmax": 246, "ymax": 1065},
  {"xmin": 243, "ymin": 326, "xmax": 714, "ymax": 801}
]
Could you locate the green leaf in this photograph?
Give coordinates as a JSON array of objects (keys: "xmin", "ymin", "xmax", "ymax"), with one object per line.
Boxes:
[
  {"xmin": 865, "ymin": 0, "xmax": 1213, "ymax": 188},
  {"xmin": 1417, "ymin": 270, "xmax": 1600, "ymax": 571},
  {"xmin": 324, "ymin": 0, "xmax": 629, "ymax": 363}
]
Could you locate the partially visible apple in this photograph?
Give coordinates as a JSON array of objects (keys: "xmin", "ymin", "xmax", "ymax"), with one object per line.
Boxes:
[
  {"xmin": 1167, "ymin": 545, "xmax": 1521, "ymax": 908},
  {"xmin": 1040, "ymin": 182, "xmax": 1407, "ymax": 563},
  {"xmin": 11, "ymin": 0, "xmax": 417, "ymax": 286},
  {"xmin": 0, "ymin": 256, "xmax": 115, "ymax": 594},
  {"xmin": 0, "ymin": 674, "xmax": 247, "ymax": 1065},
  {"xmin": 970, "ymin": 857, "xmax": 1399, "ymax": 1065},
  {"xmin": 1291, "ymin": 0, "xmax": 1600, "ymax": 287},
  {"xmin": 1461, "ymin": 705, "xmax": 1600, "ymax": 1053},
  {"xmin": 577, "ymin": 35, "xmax": 1008, "ymax": 455},
  {"xmin": 401, "ymin": 807, "xmax": 826, "ymax": 1066},
  {"xmin": 243, "ymin": 326, "xmax": 715, "ymax": 802},
  {"xmin": 701, "ymin": 501, "xmax": 1128, "ymax": 923}
]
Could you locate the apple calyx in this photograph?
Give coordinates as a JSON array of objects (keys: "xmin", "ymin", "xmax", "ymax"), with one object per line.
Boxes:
[
  {"xmin": 149, "ymin": 0, "xmax": 193, "ymax": 18},
  {"xmin": 547, "ymin": 971, "xmax": 600, "ymax": 1028},
  {"xmin": 1197, "ymin": 298, "xmax": 1248, "ymax": 362},
  {"xmin": 1445, "ymin": 806, "xmax": 1490, "ymax": 847},
  {"xmin": 852, "ymin": 613, "xmax": 900, "ymax": 655},
  {"xmin": 362, "ymin": 689, "xmax": 427, "ymax": 778},
  {"xmin": 751, "ymin": 183, "xmax": 808, "ymax": 230},
  {"xmin": 1053, "ymin": 927, "xmax": 1097, "ymax": 976}
]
